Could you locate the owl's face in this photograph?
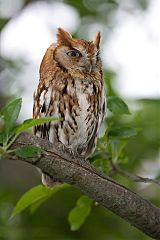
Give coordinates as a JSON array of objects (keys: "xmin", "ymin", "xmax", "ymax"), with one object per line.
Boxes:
[{"xmin": 54, "ymin": 28, "xmax": 101, "ymax": 76}]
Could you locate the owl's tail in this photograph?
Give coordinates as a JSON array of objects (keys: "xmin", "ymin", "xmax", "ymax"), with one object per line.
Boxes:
[{"xmin": 42, "ymin": 172, "xmax": 62, "ymax": 188}]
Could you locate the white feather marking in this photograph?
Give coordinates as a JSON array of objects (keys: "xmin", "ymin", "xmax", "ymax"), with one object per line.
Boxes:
[
  {"xmin": 72, "ymin": 80, "xmax": 91, "ymax": 146},
  {"xmin": 44, "ymin": 88, "xmax": 52, "ymax": 108}
]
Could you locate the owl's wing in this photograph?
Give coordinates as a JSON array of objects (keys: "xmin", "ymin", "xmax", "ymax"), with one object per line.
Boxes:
[
  {"xmin": 33, "ymin": 43, "xmax": 59, "ymax": 139},
  {"xmin": 85, "ymin": 86, "xmax": 106, "ymax": 157},
  {"xmin": 33, "ymin": 83, "xmax": 53, "ymax": 140},
  {"xmin": 98, "ymin": 85, "xmax": 107, "ymax": 124},
  {"xmin": 33, "ymin": 83, "xmax": 62, "ymax": 187}
]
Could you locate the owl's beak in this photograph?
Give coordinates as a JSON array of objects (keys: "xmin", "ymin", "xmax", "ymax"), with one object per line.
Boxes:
[
  {"xmin": 78, "ymin": 64, "xmax": 92, "ymax": 73},
  {"xmin": 85, "ymin": 63, "xmax": 92, "ymax": 73}
]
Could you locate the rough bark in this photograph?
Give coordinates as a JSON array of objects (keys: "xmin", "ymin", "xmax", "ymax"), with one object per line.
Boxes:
[{"xmin": 4, "ymin": 132, "xmax": 160, "ymax": 239}]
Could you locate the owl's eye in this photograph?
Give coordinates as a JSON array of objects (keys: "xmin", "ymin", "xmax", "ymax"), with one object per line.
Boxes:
[{"xmin": 66, "ymin": 50, "xmax": 82, "ymax": 57}]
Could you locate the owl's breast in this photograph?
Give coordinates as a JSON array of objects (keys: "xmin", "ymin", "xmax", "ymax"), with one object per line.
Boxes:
[
  {"xmin": 57, "ymin": 79, "xmax": 101, "ymax": 151},
  {"xmin": 34, "ymin": 77, "xmax": 104, "ymax": 156},
  {"xmin": 72, "ymin": 81, "xmax": 94, "ymax": 145}
]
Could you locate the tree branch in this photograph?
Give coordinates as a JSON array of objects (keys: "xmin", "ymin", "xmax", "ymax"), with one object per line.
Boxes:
[{"xmin": 3, "ymin": 132, "xmax": 160, "ymax": 239}]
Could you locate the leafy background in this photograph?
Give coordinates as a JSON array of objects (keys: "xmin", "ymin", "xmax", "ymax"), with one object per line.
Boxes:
[{"xmin": 0, "ymin": 0, "xmax": 160, "ymax": 240}]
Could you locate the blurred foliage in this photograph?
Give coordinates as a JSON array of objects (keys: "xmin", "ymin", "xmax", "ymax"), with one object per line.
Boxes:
[
  {"xmin": 0, "ymin": 18, "xmax": 9, "ymax": 31},
  {"xmin": 0, "ymin": 0, "xmax": 159, "ymax": 240}
]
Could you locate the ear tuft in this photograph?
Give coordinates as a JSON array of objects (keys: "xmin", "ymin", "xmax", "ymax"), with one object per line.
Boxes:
[
  {"xmin": 93, "ymin": 32, "xmax": 101, "ymax": 49},
  {"xmin": 57, "ymin": 28, "xmax": 72, "ymax": 46}
]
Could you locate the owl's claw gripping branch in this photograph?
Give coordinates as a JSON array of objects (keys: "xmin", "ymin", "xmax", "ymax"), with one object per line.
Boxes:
[{"xmin": 6, "ymin": 132, "xmax": 160, "ymax": 239}]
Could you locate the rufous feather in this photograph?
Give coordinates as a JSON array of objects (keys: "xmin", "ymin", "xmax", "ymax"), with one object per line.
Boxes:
[{"xmin": 57, "ymin": 28, "xmax": 73, "ymax": 46}]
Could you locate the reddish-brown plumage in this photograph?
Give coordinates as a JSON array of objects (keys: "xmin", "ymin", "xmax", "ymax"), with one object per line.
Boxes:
[{"xmin": 33, "ymin": 28, "xmax": 106, "ymax": 187}]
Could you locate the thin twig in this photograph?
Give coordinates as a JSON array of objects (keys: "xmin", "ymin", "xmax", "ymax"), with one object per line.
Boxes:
[{"xmin": 110, "ymin": 161, "xmax": 160, "ymax": 186}]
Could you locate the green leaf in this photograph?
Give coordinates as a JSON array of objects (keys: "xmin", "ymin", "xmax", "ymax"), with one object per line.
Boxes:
[
  {"xmin": 109, "ymin": 139, "xmax": 127, "ymax": 162},
  {"xmin": 109, "ymin": 126, "xmax": 140, "ymax": 139},
  {"xmin": 96, "ymin": 130, "xmax": 108, "ymax": 151},
  {"xmin": 0, "ymin": 134, "xmax": 4, "ymax": 144},
  {"xmin": 11, "ymin": 184, "xmax": 69, "ymax": 218},
  {"xmin": 68, "ymin": 195, "xmax": 93, "ymax": 231},
  {"xmin": 0, "ymin": 116, "xmax": 5, "ymax": 133},
  {"xmin": 29, "ymin": 198, "xmax": 47, "ymax": 214},
  {"xmin": 108, "ymin": 96, "xmax": 130, "ymax": 115},
  {"xmin": 13, "ymin": 117, "xmax": 59, "ymax": 135},
  {"xmin": 15, "ymin": 145, "xmax": 42, "ymax": 158},
  {"xmin": 92, "ymin": 157, "xmax": 110, "ymax": 173},
  {"xmin": 0, "ymin": 146, "xmax": 6, "ymax": 157},
  {"xmin": 1, "ymin": 98, "xmax": 22, "ymax": 136}
]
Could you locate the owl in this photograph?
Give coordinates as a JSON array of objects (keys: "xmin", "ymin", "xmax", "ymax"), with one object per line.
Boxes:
[{"xmin": 33, "ymin": 28, "xmax": 106, "ymax": 187}]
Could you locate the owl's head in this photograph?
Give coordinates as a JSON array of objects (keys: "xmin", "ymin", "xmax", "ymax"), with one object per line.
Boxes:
[{"xmin": 54, "ymin": 28, "xmax": 101, "ymax": 77}]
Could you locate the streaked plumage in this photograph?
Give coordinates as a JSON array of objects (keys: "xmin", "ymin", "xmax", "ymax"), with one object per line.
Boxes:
[{"xmin": 33, "ymin": 28, "xmax": 106, "ymax": 187}]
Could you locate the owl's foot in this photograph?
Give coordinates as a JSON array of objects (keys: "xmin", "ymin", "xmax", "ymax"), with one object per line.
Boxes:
[{"xmin": 61, "ymin": 145, "xmax": 75, "ymax": 156}]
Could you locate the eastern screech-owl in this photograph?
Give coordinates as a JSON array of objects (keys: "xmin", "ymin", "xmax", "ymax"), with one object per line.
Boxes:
[{"xmin": 33, "ymin": 28, "xmax": 106, "ymax": 187}]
